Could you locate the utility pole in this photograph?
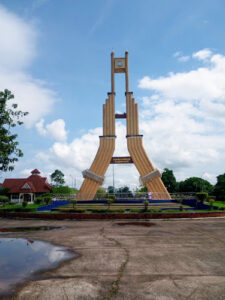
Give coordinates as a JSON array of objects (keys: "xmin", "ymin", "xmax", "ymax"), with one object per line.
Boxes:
[{"xmin": 113, "ymin": 164, "xmax": 115, "ymax": 193}]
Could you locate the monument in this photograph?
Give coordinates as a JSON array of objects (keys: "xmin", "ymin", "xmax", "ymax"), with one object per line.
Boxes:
[{"xmin": 77, "ymin": 52, "xmax": 171, "ymax": 200}]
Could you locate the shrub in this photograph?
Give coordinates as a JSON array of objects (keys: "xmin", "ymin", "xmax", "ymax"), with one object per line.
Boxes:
[
  {"xmin": 92, "ymin": 208, "xmax": 110, "ymax": 213},
  {"xmin": 34, "ymin": 196, "xmax": 43, "ymax": 204},
  {"xmin": 177, "ymin": 198, "xmax": 183, "ymax": 204},
  {"xmin": 72, "ymin": 199, "xmax": 77, "ymax": 208},
  {"xmin": 148, "ymin": 208, "xmax": 162, "ymax": 213},
  {"xmin": 22, "ymin": 201, "xmax": 27, "ymax": 207},
  {"xmin": 0, "ymin": 188, "xmax": 10, "ymax": 195},
  {"xmin": 13, "ymin": 207, "xmax": 35, "ymax": 212},
  {"xmin": 209, "ymin": 198, "xmax": 215, "ymax": 210},
  {"xmin": 143, "ymin": 200, "xmax": 149, "ymax": 211},
  {"xmin": 0, "ymin": 195, "xmax": 9, "ymax": 206},
  {"xmin": 179, "ymin": 205, "xmax": 184, "ymax": 211},
  {"xmin": 91, "ymin": 208, "xmax": 125, "ymax": 214},
  {"xmin": 129, "ymin": 208, "xmax": 141, "ymax": 213},
  {"xmin": 106, "ymin": 195, "xmax": 115, "ymax": 209},
  {"xmin": 59, "ymin": 208, "xmax": 86, "ymax": 213},
  {"xmin": 207, "ymin": 195, "xmax": 216, "ymax": 201},
  {"xmin": 196, "ymin": 192, "xmax": 208, "ymax": 203},
  {"xmin": 43, "ymin": 196, "xmax": 52, "ymax": 205},
  {"xmin": 108, "ymin": 194, "xmax": 116, "ymax": 201}
]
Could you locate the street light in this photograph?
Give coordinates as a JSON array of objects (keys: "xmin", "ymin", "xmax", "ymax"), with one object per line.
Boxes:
[{"xmin": 69, "ymin": 174, "xmax": 73, "ymax": 188}]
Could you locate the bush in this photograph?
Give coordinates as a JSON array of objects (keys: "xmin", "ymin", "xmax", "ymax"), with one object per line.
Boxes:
[
  {"xmin": 34, "ymin": 196, "xmax": 43, "ymax": 204},
  {"xmin": 209, "ymin": 198, "xmax": 215, "ymax": 210},
  {"xmin": 148, "ymin": 208, "xmax": 162, "ymax": 213},
  {"xmin": 59, "ymin": 208, "xmax": 86, "ymax": 213},
  {"xmin": 143, "ymin": 200, "xmax": 149, "ymax": 211},
  {"xmin": 196, "ymin": 192, "xmax": 208, "ymax": 203},
  {"xmin": 177, "ymin": 198, "xmax": 183, "ymax": 204},
  {"xmin": 0, "ymin": 195, "xmax": 9, "ymax": 206},
  {"xmin": 22, "ymin": 201, "xmax": 27, "ymax": 207},
  {"xmin": 43, "ymin": 196, "xmax": 52, "ymax": 205},
  {"xmin": 207, "ymin": 196, "xmax": 216, "ymax": 201},
  {"xmin": 129, "ymin": 208, "xmax": 141, "ymax": 213},
  {"xmin": 0, "ymin": 188, "xmax": 10, "ymax": 195},
  {"xmin": 179, "ymin": 205, "xmax": 184, "ymax": 211},
  {"xmin": 72, "ymin": 199, "xmax": 77, "ymax": 208},
  {"xmin": 91, "ymin": 208, "xmax": 125, "ymax": 214},
  {"xmin": 3, "ymin": 207, "xmax": 35, "ymax": 212},
  {"xmin": 52, "ymin": 186, "xmax": 73, "ymax": 194}
]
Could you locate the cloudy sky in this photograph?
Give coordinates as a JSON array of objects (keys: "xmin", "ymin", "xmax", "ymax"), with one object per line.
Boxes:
[{"xmin": 0, "ymin": 0, "xmax": 225, "ymax": 189}]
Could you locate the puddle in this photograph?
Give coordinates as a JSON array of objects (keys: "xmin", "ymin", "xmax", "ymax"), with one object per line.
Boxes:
[
  {"xmin": 0, "ymin": 238, "xmax": 77, "ymax": 297},
  {"xmin": 115, "ymin": 222, "xmax": 156, "ymax": 227},
  {"xmin": 0, "ymin": 226, "xmax": 65, "ymax": 233}
]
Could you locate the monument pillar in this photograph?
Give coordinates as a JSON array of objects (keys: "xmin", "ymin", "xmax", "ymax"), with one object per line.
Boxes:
[{"xmin": 76, "ymin": 52, "xmax": 171, "ymax": 200}]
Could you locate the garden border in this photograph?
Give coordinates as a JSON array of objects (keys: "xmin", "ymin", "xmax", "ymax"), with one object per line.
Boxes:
[{"xmin": 1, "ymin": 211, "xmax": 225, "ymax": 220}]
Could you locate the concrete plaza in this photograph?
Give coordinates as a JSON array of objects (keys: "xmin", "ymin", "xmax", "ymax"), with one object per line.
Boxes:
[{"xmin": 1, "ymin": 217, "xmax": 225, "ymax": 299}]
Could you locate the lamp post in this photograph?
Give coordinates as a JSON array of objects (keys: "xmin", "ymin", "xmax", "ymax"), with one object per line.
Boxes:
[{"xmin": 69, "ymin": 174, "xmax": 73, "ymax": 188}]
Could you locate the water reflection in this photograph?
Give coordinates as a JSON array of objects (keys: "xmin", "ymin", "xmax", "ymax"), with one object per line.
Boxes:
[{"xmin": 0, "ymin": 238, "xmax": 77, "ymax": 297}]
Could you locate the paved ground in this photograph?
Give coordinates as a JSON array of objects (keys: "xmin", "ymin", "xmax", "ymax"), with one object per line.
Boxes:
[{"xmin": 0, "ymin": 217, "xmax": 225, "ymax": 300}]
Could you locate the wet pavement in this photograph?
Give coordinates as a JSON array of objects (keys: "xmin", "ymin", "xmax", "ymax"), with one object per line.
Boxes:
[
  {"xmin": 0, "ymin": 237, "xmax": 76, "ymax": 298},
  {"xmin": 0, "ymin": 217, "xmax": 225, "ymax": 299}
]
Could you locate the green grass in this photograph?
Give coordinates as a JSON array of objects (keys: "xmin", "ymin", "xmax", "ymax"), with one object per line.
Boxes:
[
  {"xmin": 0, "ymin": 203, "xmax": 43, "ymax": 211},
  {"xmin": 211, "ymin": 201, "xmax": 225, "ymax": 208}
]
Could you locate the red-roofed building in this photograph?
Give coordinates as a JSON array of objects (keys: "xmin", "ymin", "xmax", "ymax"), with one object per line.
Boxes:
[{"xmin": 2, "ymin": 169, "xmax": 52, "ymax": 203}]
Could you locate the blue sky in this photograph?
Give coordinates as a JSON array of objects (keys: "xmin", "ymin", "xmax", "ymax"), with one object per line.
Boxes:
[{"xmin": 0, "ymin": 0, "xmax": 225, "ymax": 188}]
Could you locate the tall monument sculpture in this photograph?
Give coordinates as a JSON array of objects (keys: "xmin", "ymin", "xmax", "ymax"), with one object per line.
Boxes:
[{"xmin": 77, "ymin": 52, "xmax": 171, "ymax": 200}]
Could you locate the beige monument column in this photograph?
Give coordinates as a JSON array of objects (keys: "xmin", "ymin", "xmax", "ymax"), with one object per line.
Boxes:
[{"xmin": 77, "ymin": 51, "xmax": 171, "ymax": 200}]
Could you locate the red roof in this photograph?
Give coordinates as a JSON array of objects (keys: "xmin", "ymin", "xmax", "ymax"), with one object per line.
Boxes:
[
  {"xmin": 31, "ymin": 169, "xmax": 40, "ymax": 174},
  {"xmin": 2, "ymin": 172, "xmax": 52, "ymax": 194}
]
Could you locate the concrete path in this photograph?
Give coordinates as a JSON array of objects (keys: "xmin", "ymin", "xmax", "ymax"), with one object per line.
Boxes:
[{"xmin": 0, "ymin": 217, "xmax": 225, "ymax": 300}]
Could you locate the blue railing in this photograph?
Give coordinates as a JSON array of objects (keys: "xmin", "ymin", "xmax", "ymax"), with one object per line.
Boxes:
[
  {"xmin": 37, "ymin": 200, "xmax": 72, "ymax": 211},
  {"xmin": 36, "ymin": 198, "xmax": 216, "ymax": 212}
]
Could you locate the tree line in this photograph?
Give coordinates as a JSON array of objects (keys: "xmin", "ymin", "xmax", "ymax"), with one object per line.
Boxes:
[{"xmin": 160, "ymin": 168, "xmax": 225, "ymax": 201}]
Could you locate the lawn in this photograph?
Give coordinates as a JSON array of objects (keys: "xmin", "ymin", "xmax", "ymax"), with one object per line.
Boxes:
[
  {"xmin": 0, "ymin": 203, "xmax": 43, "ymax": 210},
  {"xmin": 211, "ymin": 201, "xmax": 225, "ymax": 208}
]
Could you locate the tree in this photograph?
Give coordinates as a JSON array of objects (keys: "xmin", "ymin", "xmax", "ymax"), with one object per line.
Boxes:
[
  {"xmin": 52, "ymin": 185, "xmax": 72, "ymax": 194},
  {"xmin": 0, "ymin": 195, "xmax": 9, "ymax": 206},
  {"xmin": 138, "ymin": 186, "xmax": 147, "ymax": 193},
  {"xmin": 214, "ymin": 173, "xmax": 225, "ymax": 201},
  {"xmin": 107, "ymin": 186, "xmax": 116, "ymax": 194},
  {"xmin": 0, "ymin": 89, "xmax": 28, "ymax": 172},
  {"xmin": 50, "ymin": 169, "xmax": 65, "ymax": 186},
  {"xmin": 161, "ymin": 168, "xmax": 178, "ymax": 193},
  {"xmin": 178, "ymin": 177, "xmax": 213, "ymax": 193},
  {"xmin": 95, "ymin": 187, "xmax": 106, "ymax": 199},
  {"xmin": 116, "ymin": 186, "xmax": 133, "ymax": 198}
]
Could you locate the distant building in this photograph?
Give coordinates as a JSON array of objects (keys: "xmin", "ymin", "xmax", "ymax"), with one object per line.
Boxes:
[{"xmin": 2, "ymin": 169, "xmax": 52, "ymax": 203}]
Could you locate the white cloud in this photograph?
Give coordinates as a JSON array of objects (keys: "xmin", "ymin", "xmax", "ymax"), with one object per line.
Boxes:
[
  {"xmin": 173, "ymin": 51, "xmax": 181, "ymax": 58},
  {"xmin": 138, "ymin": 49, "xmax": 225, "ymax": 183},
  {"xmin": 193, "ymin": 48, "xmax": 212, "ymax": 61},
  {"xmin": 178, "ymin": 55, "xmax": 190, "ymax": 62},
  {"xmin": 0, "ymin": 4, "xmax": 58, "ymax": 128},
  {"xmin": 36, "ymin": 118, "xmax": 68, "ymax": 141},
  {"xmin": 173, "ymin": 51, "xmax": 189, "ymax": 62},
  {"xmin": 20, "ymin": 169, "xmax": 33, "ymax": 177},
  {"xmin": 0, "ymin": 5, "xmax": 36, "ymax": 70},
  {"xmin": 36, "ymin": 122, "xmax": 140, "ymax": 189},
  {"xmin": 138, "ymin": 52, "xmax": 225, "ymax": 103}
]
